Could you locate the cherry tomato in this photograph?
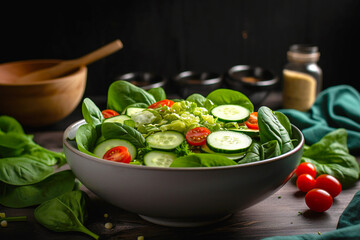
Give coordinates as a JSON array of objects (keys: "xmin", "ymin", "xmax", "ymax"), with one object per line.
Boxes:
[
  {"xmin": 305, "ymin": 188, "xmax": 333, "ymax": 212},
  {"xmin": 245, "ymin": 112, "xmax": 259, "ymax": 130},
  {"xmin": 102, "ymin": 146, "xmax": 131, "ymax": 163},
  {"xmin": 315, "ymin": 174, "xmax": 342, "ymax": 198},
  {"xmin": 296, "ymin": 174, "xmax": 316, "ymax": 192},
  {"xmin": 102, "ymin": 109, "xmax": 119, "ymax": 119},
  {"xmin": 296, "ymin": 162, "xmax": 317, "ymax": 178},
  {"xmin": 148, "ymin": 99, "xmax": 175, "ymax": 109},
  {"xmin": 186, "ymin": 127, "xmax": 211, "ymax": 146}
]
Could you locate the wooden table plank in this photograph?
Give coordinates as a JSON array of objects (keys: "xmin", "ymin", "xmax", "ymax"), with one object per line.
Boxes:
[{"xmin": 2, "ymin": 131, "xmax": 359, "ymax": 240}]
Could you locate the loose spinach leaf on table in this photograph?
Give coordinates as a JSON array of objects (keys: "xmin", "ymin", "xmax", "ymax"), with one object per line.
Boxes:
[
  {"xmin": 206, "ymin": 88, "xmax": 254, "ymax": 112},
  {"xmin": 301, "ymin": 128, "xmax": 360, "ymax": 188},
  {"xmin": 148, "ymin": 87, "xmax": 166, "ymax": 102},
  {"xmin": 170, "ymin": 153, "xmax": 238, "ymax": 167},
  {"xmin": 0, "ymin": 156, "xmax": 54, "ymax": 185},
  {"xmin": 0, "ymin": 132, "xmax": 32, "ymax": 157},
  {"xmin": 102, "ymin": 121, "xmax": 146, "ymax": 148},
  {"xmin": 0, "ymin": 170, "xmax": 76, "ymax": 208},
  {"xmin": 0, "ymin": 115, "xmax": 66, "ymax": 166},
  {"xmin": 0, "ymin": 115, "xmax": 25, "ymax": 134},
  {"xmin": 34, "ymin": 190, "xmax": 99, "ymax": 240},
  {"xmin": 107, "ymin": 80, "xmax": 156, "ymax": 113}
]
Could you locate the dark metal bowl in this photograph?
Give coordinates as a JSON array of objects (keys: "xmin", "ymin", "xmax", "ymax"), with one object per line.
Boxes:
[
  {"xmin": 225, "ymin": 65, "xmax": 278, "ymax": 107},
  {"xmin": 173, "ymin": 71, "xmax": 223, "ymax": 98},
  {"xmin": 115, "ymin": 72, "xmax": 167, "ymax": 90}
]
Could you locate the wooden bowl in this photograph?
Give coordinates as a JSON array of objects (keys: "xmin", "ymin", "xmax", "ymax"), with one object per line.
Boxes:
[{"xmin": 0, "ymin": 59, "xmax": 87, "ymax": 127}]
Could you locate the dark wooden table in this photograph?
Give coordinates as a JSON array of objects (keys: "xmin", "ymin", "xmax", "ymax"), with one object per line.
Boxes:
[{"xmin": 1, "ymin": 92, "xmax": 359, "ymax": 240}]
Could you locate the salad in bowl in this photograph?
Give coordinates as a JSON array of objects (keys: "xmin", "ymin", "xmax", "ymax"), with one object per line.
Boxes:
[{"xmin": 76, "ymin": 80, "xmax": 296, "ymax": 168}]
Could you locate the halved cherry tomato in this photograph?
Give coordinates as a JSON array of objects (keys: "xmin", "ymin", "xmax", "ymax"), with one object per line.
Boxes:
[
  {"xmin": 245, "ymin": 112, "xmax": 258, "ymax": 130},
  {"xmin": 148, "ymin": 99, "xmax": 175, "ymax": 109},
  {"xmin": 315, "ymin": 174, "xmax": 342, "ymax": 198},
  {"xmin": 305, "ymin": 188, "xmax": 333, "ymax": 212},
  {"xmin": 186, "ymin": 127, "xmax": 211, "ymax": 146},
  {"xmin": 296, "ymin": 174, "xmax": 316, "ymax": 192},
  {"xmin": 296, "ymin": 162, "xmax": 317, "ymax": 178},
  {"xmin": 102, "ymin": 146, "xmax": 131, "ymax": 163},
  {"xmin": 102, "ymin": 109, "xmax": 119, "ymax": 119}
]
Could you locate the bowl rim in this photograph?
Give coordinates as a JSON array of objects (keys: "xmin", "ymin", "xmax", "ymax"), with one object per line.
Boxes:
[
  {"xmin": 0, "ymin": 59, "xmax": 87, "ymax": 86},
  {"xmin": 63, "ymin": 119, "xmax": 304, "ymax": 172},
  {"xmin": 174, "ymin": 71, "xmax": 222, "ymax": 86},
  {"xmin": 115, "ymin": 71, "xmax": 167, "ymax": 90},
  {"xmin": 226, "ymin": 65, "xmax": 278, "ymax": 87}
]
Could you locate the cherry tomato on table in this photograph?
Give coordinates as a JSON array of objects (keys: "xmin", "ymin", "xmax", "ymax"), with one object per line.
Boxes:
[
  {"xmin": 305, "ymin": 188, "xmax": 333, "ymax": 212},
  {"xmin": 315, "ymin": 174, "xmax": 342, "ymax": 198},
  {"xmin": 186, "ymin": 127, "xmax": 211, "ymax": 146},
  {"xmin": 296, "ymin": 162, "xmax": 317, "ymax": 178},
  {"xmin": 245, "ymin": 112, "xmax": 259, "ymax": 130},
  {"xmin": 102, "ymin": 109, "xmax": 119, "ymax": 119},
  {"xmin": 296, "ymin": 174, "xmax": 316, "ymax": 192},
  {"xmin": 103, "ymin": 146, "xmax": 131, "ymax": 163},
  {"xmin": 148, "ymin": 99, "xmax": 175, "ymax": 109}
]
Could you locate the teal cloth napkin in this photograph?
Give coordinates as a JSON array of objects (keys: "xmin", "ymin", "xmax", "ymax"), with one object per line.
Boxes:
[
  {"xmin": 279, "ymin": 85, "xmax": 360, "ymax": 154},
  {"xmin": 262, "ymin": 190, "xmax": 360, "ymax": 240}
]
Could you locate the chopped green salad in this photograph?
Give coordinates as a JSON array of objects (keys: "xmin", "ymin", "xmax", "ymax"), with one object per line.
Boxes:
[{"xmin": 76, "ymin": 80, "xmax": 296, "ymax": 167}]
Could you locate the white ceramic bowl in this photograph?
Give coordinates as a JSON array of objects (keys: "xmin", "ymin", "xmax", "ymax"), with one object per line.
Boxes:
[{"xmin": 63, "ymin": 120, "xmax": 304, "ymax": 227}]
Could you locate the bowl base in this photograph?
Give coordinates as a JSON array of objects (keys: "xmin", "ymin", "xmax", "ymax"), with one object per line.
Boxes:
[{"xmin": 139, "ymin": 213, "xmax": 232, "ymax": 227}]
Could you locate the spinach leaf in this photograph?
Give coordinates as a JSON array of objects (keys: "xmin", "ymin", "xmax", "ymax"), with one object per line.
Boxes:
[
  {"xmin": 107, "ymin": 80, "xmax": 156, "ymax": 113},
  {"xmin": 170, "ymin": 153, "xmax": 237, "ymax": 167},
  {"xmin": 0, "ymin": 132, "xmax": 32, "ymax": 157},
  {"xmin": 102, "ymin": 121, "xmax": 146, "ymax": 148},
  {"xmin": 258, "ymin": 106, "xmax": 294, "ymax": 154},
  {"xmin": 0, "ymin": 170, "xmax": 76, "ymax": 208},
  {"xmin": 261, "ymin": 140, "xmax": 281, "ymax": 159},
  {"xmin": 0, "ymin": 116, "xmax": 66, "ymax": 166},
  {"xmin": 238, "ymin": 140, "xmax": 281, "ymax": 164},
  {"xmin": 0, "ymin": 115, "xmax": 25, "ymax": 134},
  {"xmin": 186, "ymin": 93, "xmax": 215, "ymax": 111},
  {"xmin": 0, "ymin": 156, "xmax": 54, "ymax": 185},
  {"xmin": 148, "ymin": 87, "xmax": 166, "ymax": 102},
  {"xmin": 82, "ymin": 98, "xmax": 104, "ymax": 129},
  {"xmin": 34, "ymin": 190, "xmax": 99, "ymax": 240},
  {"xmin": 206, "ymin": 88, "xmax": 254, "ymax": 112},
  {"xmin": 238, "ymin": 142, "xmax": 262, "ymax": 164},
  {"xmin": 274, "ymin": 111, "xmax": 292, "ymax": 137},
  {"xmin": 301, "ymin": 128, "xmax": 360, "ymax": 188},
  {"xmin": 75, "ymin": 124, "xmax": 98, "ymax": 157}
]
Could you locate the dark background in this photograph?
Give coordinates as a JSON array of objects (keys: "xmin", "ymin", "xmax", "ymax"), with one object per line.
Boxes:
[{"xmin": 1, "ymin": 0, "xmax": 359, "ymax": 97}]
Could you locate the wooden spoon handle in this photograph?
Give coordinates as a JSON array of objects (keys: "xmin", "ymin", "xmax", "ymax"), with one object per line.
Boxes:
[
  {"xmin": 72, "ymin": 39, "xmax": 123, "ymax": 66},
  {"xmin": 17, "ymin": 39, "xmax": 123, "ymax": 83}
]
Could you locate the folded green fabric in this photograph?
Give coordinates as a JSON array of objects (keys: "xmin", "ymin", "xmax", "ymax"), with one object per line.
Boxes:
[
  {"xmin": 279, "ymin": 85, "xmax": 360, "ymax": 154},
  {"xmin": 262, "ymin": 190, "xmax": 360, "ymax": 240}
]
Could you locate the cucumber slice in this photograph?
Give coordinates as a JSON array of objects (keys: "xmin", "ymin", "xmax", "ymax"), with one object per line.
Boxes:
[
  {"xmin": 229, "ymin": 128, "xmax": 259, "ymax": 137},
  {"xmin": 144, "ymin": 151, "xmax": 177, "ymax": 167},
  {"xmin": 104, "ymin": 115, "xmax": 131, "ymax": 124},
  {"xmin": 211, "ymin": 104, "xmax": 250, "ymax": 122},
  {"xmin": 146, "ymin": 131, "xmax": 185, "ymax": 150},
  {"xmin": 126, "ymin": 107, "xmax": 145, "ymax": 117},
  {"xmin": 93, "ymin": 139, "xmax": 137, "ymax": 160},
  {"xmin": 200, "ymin": 144, "xmax": 246, "ymax": 160},
  {"xmin": 206, "ymin": 130, "xmax": 252, "ymax": 153}
]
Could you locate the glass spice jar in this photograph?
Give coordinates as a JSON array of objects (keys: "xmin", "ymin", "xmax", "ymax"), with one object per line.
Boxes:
[{"xmin": 282, "ymin": 44, "xmax": 322, "ymax": 111}]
